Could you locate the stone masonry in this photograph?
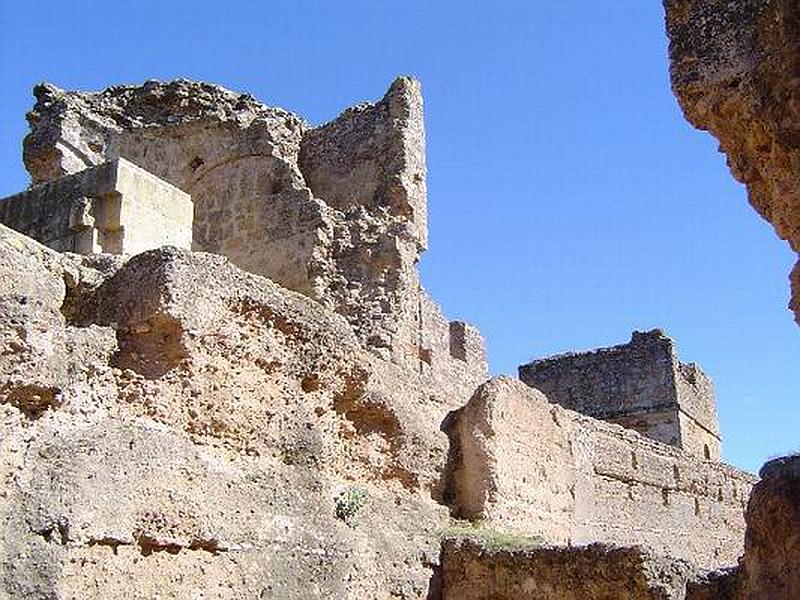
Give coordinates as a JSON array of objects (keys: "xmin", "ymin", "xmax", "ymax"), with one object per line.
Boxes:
[
  {"xmin": 441, "ymin": 538, "xmax": 697, "ymax": 600},
  {"xmin": 446, "ymin": 378, "xmax": 755, "ymax": 570},
  {"xmin": 0, "ymin": 74, "xmax": 778, "ymax": 597},
  {"xmin": 519, "ymin": 329, "xmax": 721, "ymax": 460},
  {"xmin": 18, "ymin": 77, "xmax": 488, "ymax": 402},
  {"xmin": 0, "ymin": 158, "xmax": 192, "ymax": 255}
]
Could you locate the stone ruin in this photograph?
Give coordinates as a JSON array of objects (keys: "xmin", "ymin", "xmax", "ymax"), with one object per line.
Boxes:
[
  {"xmin": 0, "ymin": 158, "xmax": 192, "ymax": 255},
  {"xmin": 520, "ymin": 329, "xmax": 721, "ymax": 461},
  {"xmin": 15, "ymin": 77, "xmax": 487, "ymax": 402},
  {"xmin": 1, "ymin": 3, "xmax": 799, "ymax": 594}
]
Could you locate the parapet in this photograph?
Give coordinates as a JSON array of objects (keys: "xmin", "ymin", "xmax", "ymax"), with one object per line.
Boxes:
[
  {"xmin": 519, "ymin": 329, "xmax": 721, "ymax": 460},
  {"xmin": 0, "ymin": 158, "xmax": 192, "ymax": 255}
]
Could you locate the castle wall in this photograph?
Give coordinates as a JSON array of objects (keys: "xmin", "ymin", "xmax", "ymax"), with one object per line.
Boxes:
[
  {"xmin": 519, "ymin": 330, "xmax": 679, "ymax": 423},
  {"xmin": 449, "ymin": 378, "xmax": 755, "ymax": 569},
  {"xmin": 441, "ymin": 538, "xmax": 696, "ymax": 600},
  {"xmin": 0, "ymin": 158, "xmax": 192, "ymax": 255},
  {"xmin": 519, "ymin": 330, "xmax": 721, "ymax": 458},
  {"xmin": 18, "ymin": 78, "xmax": 488, "ymax": 402},
  {"xmin": 673, "ymin": 362, "xmax": 721, "ymax": 460}
]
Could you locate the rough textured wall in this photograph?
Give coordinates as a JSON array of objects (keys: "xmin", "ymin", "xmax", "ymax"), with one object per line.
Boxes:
[
  {"xmin": 739, "ymin": 456, "xmax": 800, "ymax": 599},
  {"xmin": 685, "ymin": 455, "xmax": 800, "ymax": 600},
  {"xmin": 0, "ymin": 222, "xmax": 485, "ymax": 599},
  {"xmin": 447, "ymin": 379, "xmax": 576, "ymax": 544},
  {"xmin": 440, "ymin": 538, "xmax": 696, "ymax": 600},
  {"xmin": 0, "ymin": 158, "xmax": 192, "ymax": 255},
  {"xmin": 447, "ymin": 378, "xmax": 754, "ymax": 569},
  {"xmin": 419, "ymin": 291, "xmax": 489, "ymax": 403},
  {"xmin": 298, "ymin": 77, "xmax": 427, "ymax": 250},
  {"xmin": 519, "ymin": 329, "xmax": 721, "ymax": 459},
  {"xmin": 23, "ymin": 79, "xmax": 316, "ymax": 292},
  {"xmin": 21, "ymin": 77, "xmax": 487, "ymax": 398},
  {"xmin": 664, "ymin": 0, "xmax": 800, "ymax": 323}
]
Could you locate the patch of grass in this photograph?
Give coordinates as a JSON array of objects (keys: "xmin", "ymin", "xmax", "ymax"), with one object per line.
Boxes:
[
  {"xmin": 440, "ymin": 523, "xmax": 544, "ymax": 551},
  {"xmin": 334, "ymin": 487, "xmax": 369, "ymax": 527}
]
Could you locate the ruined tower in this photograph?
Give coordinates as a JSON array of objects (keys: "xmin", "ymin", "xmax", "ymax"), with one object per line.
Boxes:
[{"xmin": 519, "ymin": 329, "xmax": 722, "ymax": 460}]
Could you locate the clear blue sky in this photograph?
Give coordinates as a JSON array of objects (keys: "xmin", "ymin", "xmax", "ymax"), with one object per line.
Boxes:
[{"xmin": 1, "ymin": 1, "xmax": 797, "ymax": 473}]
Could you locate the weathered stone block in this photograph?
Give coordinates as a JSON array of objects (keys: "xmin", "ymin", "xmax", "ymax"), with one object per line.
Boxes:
[
  {"xmin": 441, "ymin": 538, "xmax": 696, "ymax": 600},
  {"xmin": 0, "ymin": 158, "xmax": 192, "ymax": 255}
]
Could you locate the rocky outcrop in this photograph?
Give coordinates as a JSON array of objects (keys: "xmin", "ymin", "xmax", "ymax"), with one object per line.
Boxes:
[
  {"xmin": 440, "ymin": 537, "xmax": 696, "ymax": 600},
  {"xmin": 0, "ymin": 223, "xmax": 467, "ymax": 599},
  {"xmin": 664, "ymin": 0, "xmax": 800, "ymax": 323},
  {"xmin": 740, "ymin": 455, "xmax": 800, "ymax": 598}
]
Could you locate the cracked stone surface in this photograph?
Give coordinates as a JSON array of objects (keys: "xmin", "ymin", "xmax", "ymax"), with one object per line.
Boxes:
[
  {"xmin": 440, "ymin": 537, "xmax": 696, "ymax": 600},
  {"xmin": 0, "ymin": 224, "xmax": 461, "ymax": 599},
  {"xmin": 20, "ymin": 77, "xmax": 487, "ymax": 396}
]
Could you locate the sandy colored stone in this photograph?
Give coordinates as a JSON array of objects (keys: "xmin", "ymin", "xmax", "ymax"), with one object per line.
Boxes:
[
  {"xmin": 520, "ymin": 330, "xmax": 721, "ymax": 459},
  {"xmin": 20, "ymin": 77, "xmax": 488, "ymax": 402},
  {"xmin": 445, "ymin": 377, "xmax": 754, "ymax": 569},
  {"xmin": 441, "ymin": 537, "xmax": 696, "ymax": 600},
  {"xmin": 684, "ymin": 455, "xmax": 800, "ymax": 600},
  {"xmin": 0, "ymin": 229, "xmax": 467, "ymax": 599}
]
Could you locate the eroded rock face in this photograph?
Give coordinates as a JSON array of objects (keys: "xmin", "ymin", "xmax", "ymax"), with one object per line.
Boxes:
[
  {"xmin": 21, "ymin": 77, "xmax": 486, "ymax": 390},
  {"xmin": 440, "ymin": 537, "xmax": 696, "ymax": 600},
  {"xmin": 740, "ymin": 455, "xmax": 800, "ymax": 598},
  {"xmin": 664, "ymin": 0, "xmax": 800, "ymax": 323},
  {"xmin": 0, "ymin": 223, "xmax": 470, "ymax": 599}
]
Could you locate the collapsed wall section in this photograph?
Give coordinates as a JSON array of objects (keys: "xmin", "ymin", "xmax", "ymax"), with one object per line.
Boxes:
[
  {"xmin": 447, "ymin": 378, "xmax": 755, "ymax": 570},
  {"xmin": 440, "ymin": 538, "xmax": 696, "ymax": 600}
]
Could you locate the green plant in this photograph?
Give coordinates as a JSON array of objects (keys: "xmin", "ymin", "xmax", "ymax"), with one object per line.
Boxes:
[{"xmin": 334, "ymin": 487, "xmax": 369, "ymax": 527}]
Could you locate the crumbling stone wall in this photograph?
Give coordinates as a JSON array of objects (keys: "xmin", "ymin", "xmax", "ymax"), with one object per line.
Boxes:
[
  {"xmin": 519, "ymin": 330, "xmax": 721, "ymax": 460},
  {"xmin": 0, "ymin": 222, "xmax": 468, "ymax": 599},
  {"xmin": 447, "ymin": 378, "xmax": 755, "ymax": 569},
  {"xmin": 20, "ymin": 77, "xmax": 488, "ymax": 401},
  {"xmin": 440, "ymin": 538, "xmax": 696, "ymax": 600},
  {"xmin": 664, "ymin": 0, "xmax": 800, "ymax": 324}
]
